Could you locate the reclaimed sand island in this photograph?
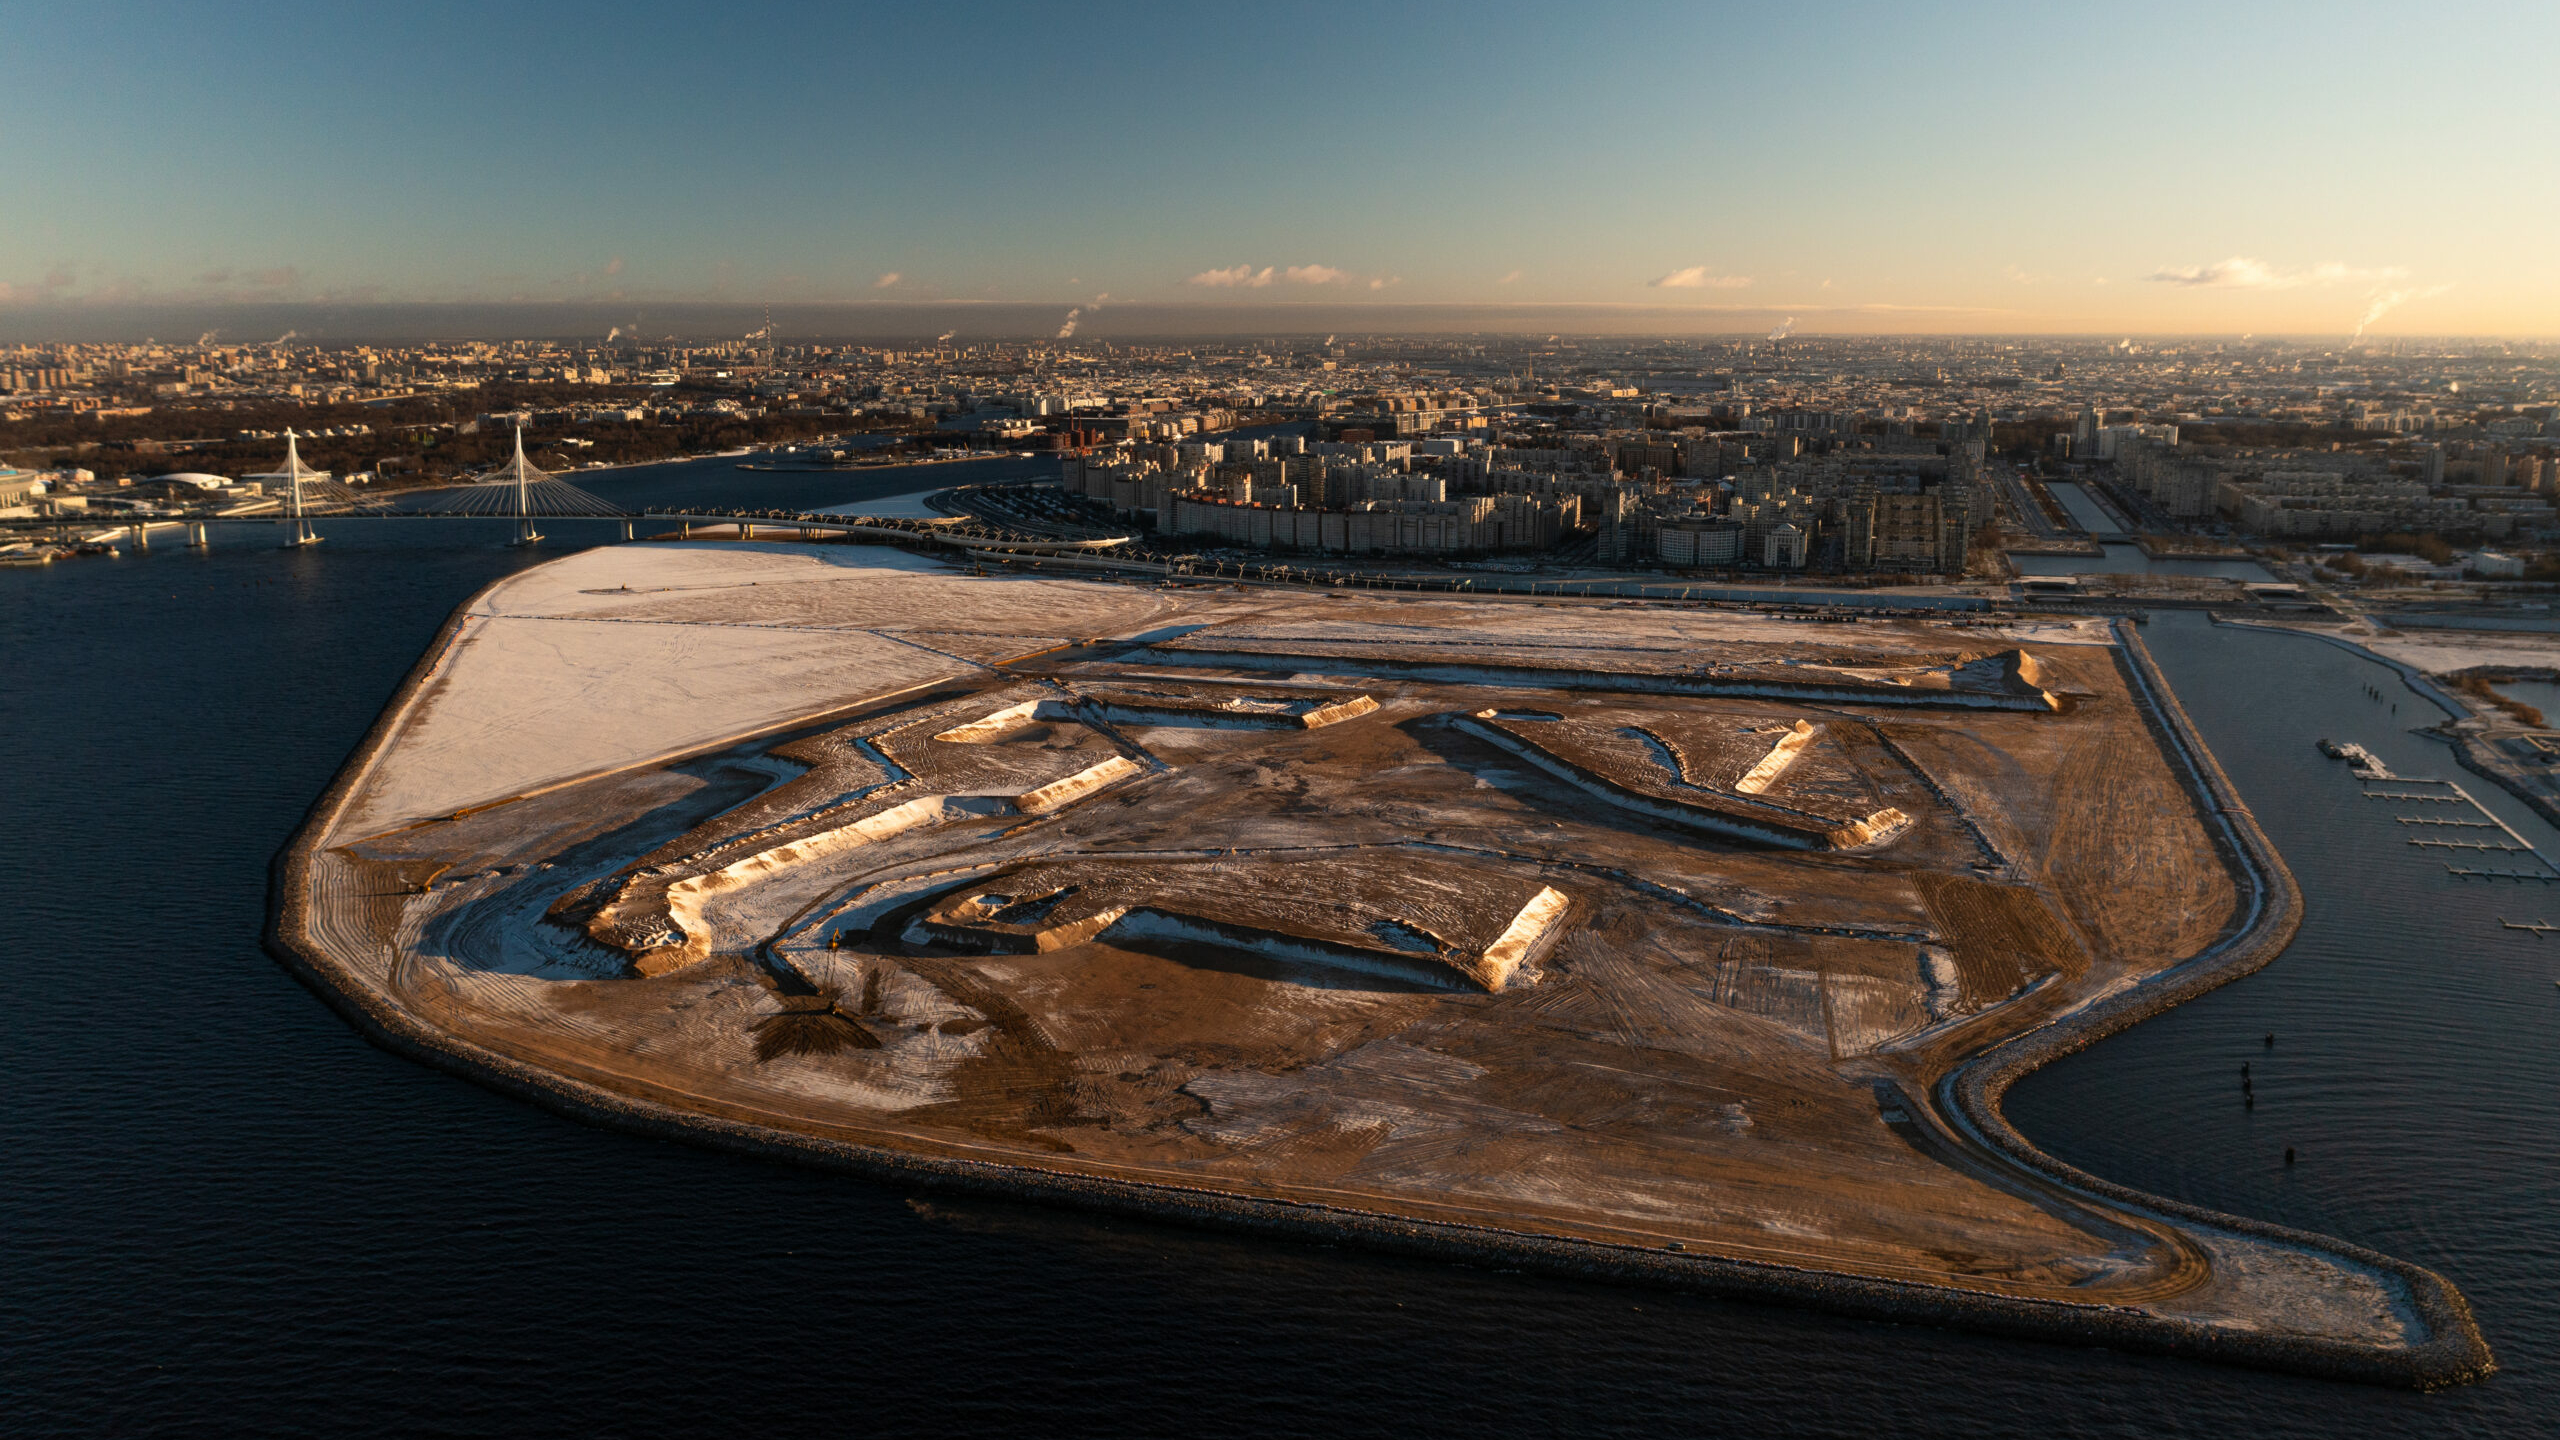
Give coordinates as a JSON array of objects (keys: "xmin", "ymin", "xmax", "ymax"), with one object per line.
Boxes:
[{"xmin": 269, "ymin": 539, "xmax": 2491, "ymax": 1388}]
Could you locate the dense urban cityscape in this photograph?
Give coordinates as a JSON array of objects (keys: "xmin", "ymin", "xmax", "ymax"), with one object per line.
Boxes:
[{"xmin": 7, "ymin": 330, "xmax": 2557, "ymax": 592}]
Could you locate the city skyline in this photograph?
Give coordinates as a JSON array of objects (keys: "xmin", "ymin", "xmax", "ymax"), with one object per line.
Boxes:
[{"xmin": 6, "ymin": 0, "xmax": 2556, "ymax": 336}]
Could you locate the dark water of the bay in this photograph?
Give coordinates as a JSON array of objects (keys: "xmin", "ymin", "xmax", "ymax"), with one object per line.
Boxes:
[{"xmin": 5, "ymin": 464, "xmax": 2554, "ymax": 1437}]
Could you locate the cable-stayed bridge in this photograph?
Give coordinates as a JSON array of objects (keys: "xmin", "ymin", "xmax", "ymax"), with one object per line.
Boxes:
[{"xmin": 2, "ymin": 429, "xmax": 1137, "ymax": 560}]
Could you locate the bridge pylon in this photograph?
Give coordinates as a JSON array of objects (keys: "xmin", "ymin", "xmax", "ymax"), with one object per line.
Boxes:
[
  {"xmin": 279, "ymin": 430, "xmax": 323, "ymax": 546},
  {"xmin": 504, "ymin": 424, "xmax": 543, "ymax": 547}
]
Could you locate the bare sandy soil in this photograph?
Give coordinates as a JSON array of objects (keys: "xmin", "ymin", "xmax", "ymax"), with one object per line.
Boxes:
[{"xmin": 293, "ymin": 541, "xmax": 2436, "ymax": 1363}]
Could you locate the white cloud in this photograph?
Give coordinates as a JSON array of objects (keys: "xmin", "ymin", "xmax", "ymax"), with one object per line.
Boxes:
[
  {"xmin": 1649, "ymin": 266, "xmax": 1753, "ymax": 289},
  {"xmin": 1183, "ymin": 264, "xmax": 1372, "ymax": 289},
  {"xmin": 0, "ymin": 265, "xmax": 78, "ymax": 303},
  {"xmin": 2146, "ymin": 256, "xmax": 2404, "ymax": 290},
  {"xmin": 603, "ymin": 255, "xmax": 626, "ymax": 277},
  {"xmin": 873, "ymin": 272, "xmax": 902, "ymax": 289},
  {"xmin": 1497, "ymin": 270, "xmax": 1524, "ymax": 285},
  {"xmin": 1368, "ymin": 276, "xmax": 1401, "ymax": 290}
]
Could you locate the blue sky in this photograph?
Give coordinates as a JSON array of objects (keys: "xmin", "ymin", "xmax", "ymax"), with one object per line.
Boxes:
[{"xmin": 5, "ymin": 0, "xmax": 2554, "ymax": 333}]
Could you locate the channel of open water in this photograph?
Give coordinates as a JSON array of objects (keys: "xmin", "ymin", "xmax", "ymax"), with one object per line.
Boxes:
[
  {"xmin": 2045, "ymin": 480, "xmax": 2128, "ymax": 538},
  {"xmin": 2492, "ymin": 678, "xmax": 2560, "ymax": 722},
  {"xmin": 5, "ymin": 462, "xmax": 2555, "ymax": 1435},
  {"xmin": 2009, "ymin": 544, "xmax": 2277, "ymax": 581}
]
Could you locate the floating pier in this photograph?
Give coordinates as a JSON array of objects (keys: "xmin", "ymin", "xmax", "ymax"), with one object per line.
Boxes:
[{"xmin": 2348, "ymin": 766, "xmax": 2560, "ymax": 880}]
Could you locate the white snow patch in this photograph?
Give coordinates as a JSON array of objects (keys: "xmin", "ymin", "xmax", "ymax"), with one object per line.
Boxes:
[
  {"xmin": 337, "ymin": 543, "xmax": 1171, "ymax": 838},
  {"xmin": 344, "ymin": 614, "xmax": 963, "ymax": 835}
]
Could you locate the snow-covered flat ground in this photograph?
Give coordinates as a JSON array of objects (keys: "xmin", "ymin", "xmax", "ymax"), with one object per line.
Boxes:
[
  {"xmin": 337, "ymin": 542, "xmax": 1183, "ymax": 837},
  {"xmin": 2247, "ymin": 616, "xmax": 2560, "ymax": 677},
  {"xmin": 2356, "ymin": 627, "xmax": 2560, "ymax": 675}
]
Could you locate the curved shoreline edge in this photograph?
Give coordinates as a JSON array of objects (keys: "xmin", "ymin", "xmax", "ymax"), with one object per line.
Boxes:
[
  {"xmin": 262, "ymin": 576, "xmax": 2494, "ymax": 1391},
  {"xmin": 1936, "ymin": 620, "xmax": 2492, "ymax": 1387},
  {"xmin": 2212, "ymin": 613, "xmax": 2560, "ymax": 836},
  {"xmin": 2209, "ymin": 615, "xmax": 2467, "ymax": 715}
]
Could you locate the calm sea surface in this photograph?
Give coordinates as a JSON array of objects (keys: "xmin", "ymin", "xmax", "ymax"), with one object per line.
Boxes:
[{"xmin": 6, "ymin": 464, "xmax": 2555, "ymax": 1437}]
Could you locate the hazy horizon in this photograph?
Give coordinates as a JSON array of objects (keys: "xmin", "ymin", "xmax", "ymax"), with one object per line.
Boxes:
[
  {"xmin": 8, "ymin": 2, "xmax": 2554, "ymax": 340},
  {"xmin": 2, "ymin": 300, "xmax": 2551, "ymax": 348}
]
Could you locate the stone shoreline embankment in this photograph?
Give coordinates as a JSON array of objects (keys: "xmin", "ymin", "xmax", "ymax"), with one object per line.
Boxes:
[
  {"xmin": 265, "ymin": 571, "xmax": 2492, "ymax": 1391},
  {"xmin": 1930, "ymin": 620, "xmax": 2492, "ymax": 1388}
]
